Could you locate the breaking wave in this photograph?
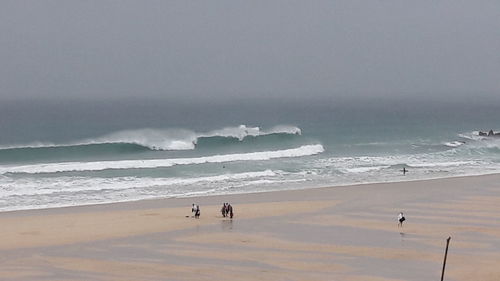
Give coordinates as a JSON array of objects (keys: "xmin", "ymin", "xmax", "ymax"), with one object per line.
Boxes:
[
  {"xmin": 443, "ymin": 141, "xmax": 466, "ymax": 148},
  {"xmin": 0, "ymin": 144, "xmax": 324, "ymax": 175},
  {"xmin": 0, "ymin": 125, "xmax": 302, "ymax": 152},
  {"xmin": 0, "ymin": 170, "xmax": 280, "ymax": 197}
]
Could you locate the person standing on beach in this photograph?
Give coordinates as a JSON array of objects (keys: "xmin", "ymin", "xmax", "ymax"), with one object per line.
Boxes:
[
  {"xmin": 221, "ymin": 203, "xmax": 227, "ymax": 217},
  {"xmin": 192, "ymin": 204, "xmax": 200, "ymax": 218},
  {"xmin": 227, "ymin": 203, "xmax": 234, "ymax": 219},
  {"xmin": 398, "ymin": 212, "xmax": 405, "ymax": 227}
]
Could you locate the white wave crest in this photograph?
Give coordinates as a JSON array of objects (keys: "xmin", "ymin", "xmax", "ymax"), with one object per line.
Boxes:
[
  {"xmin": 341, "ymin": 166, "xmax": 390, "ymax": 174},
  {"xmin": 263, "ymin": 125, "xmax": 302, "ymax": 136},
  {"xmin": 406, "ymin": 161, "xmax": 475, "ymax": 168},
  {"xmin": 199, "ymin": 124, "xmax": 301, "ymax": 141},
  {"xmin": 0, "ymin": 170, "xmax": 279, "ymax": 197},
  {"xmin": 457, "ymin": 132, "xmax": 500, "ymax": 150},
  {"xmin": 443, "ymin": 141, "xmax": 466, "ymax": 148},
  {"xmin": 0, "ymin": 124, "xmax": 302, "ymax": 151},
  {"xmin": 91, "ymin": 128, "xmax": 197, "ymax": 150},
  {"xmin": 0, "ymin": 144, "xmax": 324, "ymax": 174},
  {"xmin": 458, "ymin": 132, "xmax": 489, "ymax": 141}
]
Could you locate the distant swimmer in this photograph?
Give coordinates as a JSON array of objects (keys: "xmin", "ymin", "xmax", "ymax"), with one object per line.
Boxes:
[{"xmin": 402, "ymin": 167, "xmax": 408, "ymax": 175}]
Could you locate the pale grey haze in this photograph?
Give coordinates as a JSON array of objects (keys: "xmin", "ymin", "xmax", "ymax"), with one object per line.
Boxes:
[{"xmin": 0, "ymin": 0, "xmax": 499, "ymax": 101}]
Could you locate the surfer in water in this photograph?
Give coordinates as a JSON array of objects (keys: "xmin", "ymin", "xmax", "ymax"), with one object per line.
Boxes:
[{"xmin": 402, "ymin": 167, "xmax": 407, "ymax": 175}]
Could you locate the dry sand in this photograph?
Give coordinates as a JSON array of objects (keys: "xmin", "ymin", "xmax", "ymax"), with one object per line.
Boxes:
[{"xmin": 1, "ymin": 174, "xmax": 500, "ymax": 280}]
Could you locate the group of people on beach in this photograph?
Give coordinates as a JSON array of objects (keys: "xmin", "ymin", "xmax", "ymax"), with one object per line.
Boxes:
[
  {"xmin": 193, "ymin": 202, "xmax": 401, "ymax": 228},
  {"xmin": 221, "ymin": 202, "xmax": 234, "ymax": 218},
  {"xmin": 190, "ymin": 202, "xmax": 234, "ymax": 219}
]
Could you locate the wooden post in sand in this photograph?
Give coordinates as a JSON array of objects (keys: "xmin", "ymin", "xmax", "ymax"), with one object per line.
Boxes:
[{"xmin": 440, "ymin": 236, "xmax": 451, "ymax": 281}]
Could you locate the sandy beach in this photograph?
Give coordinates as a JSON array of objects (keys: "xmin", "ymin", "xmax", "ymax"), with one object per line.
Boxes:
[{"xmin": 1, "ymin": 174, "xmax": 500, "ymax": 281}]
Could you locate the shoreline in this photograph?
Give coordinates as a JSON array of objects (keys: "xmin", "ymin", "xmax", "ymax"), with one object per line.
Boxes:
[
  {"xmin": 1, "ymin": 173, "xmax": 500, "ymax": 280},
  {"xmin": 2, "ymin": 171, "xmax": 500, "ymax": 215}
]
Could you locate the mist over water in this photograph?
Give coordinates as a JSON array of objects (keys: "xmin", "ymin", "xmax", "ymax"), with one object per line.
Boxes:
[{"xmin": 1, "ymin": 98, "xmax": 500, "ymax": 211}]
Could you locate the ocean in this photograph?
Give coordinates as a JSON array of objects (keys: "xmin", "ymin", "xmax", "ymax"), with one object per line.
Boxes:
[{"xmin": 1, "ymin": 97, "xmax": 499, "ymax": 211}]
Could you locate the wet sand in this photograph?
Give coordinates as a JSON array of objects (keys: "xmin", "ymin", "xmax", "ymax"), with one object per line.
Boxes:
[{"xmin": 1, "ymin": 174, "xmax": 500, "ymax": 280}]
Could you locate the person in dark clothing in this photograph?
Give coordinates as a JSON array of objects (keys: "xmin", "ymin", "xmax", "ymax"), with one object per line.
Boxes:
[
  {"xmin": 221, "ymin": 203, "xmax": 227, "ymax": 217},
  {"xmin": 192, "ymin": 203, "xmax": 200, "ymax": 218},
  {"xmin": 227, "ymin": 204, "xmax": 234, "ymax": 219}
]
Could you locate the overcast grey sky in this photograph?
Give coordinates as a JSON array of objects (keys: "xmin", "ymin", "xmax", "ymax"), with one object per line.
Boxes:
[{"xmin": 1, "ymin": 1, "xmax": 499, "ymax": 101}]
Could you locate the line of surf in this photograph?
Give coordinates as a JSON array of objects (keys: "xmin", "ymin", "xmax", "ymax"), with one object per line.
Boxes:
[
  {"xmin": 0, "ymin": 170, "xmax": 280, "ymax": 197},
  {"xmin": 0, "ymin": 144, "xmax": 324, "ymax": 174}
]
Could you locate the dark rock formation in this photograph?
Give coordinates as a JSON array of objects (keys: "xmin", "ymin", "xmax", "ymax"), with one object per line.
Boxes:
[{"xmin": 479, "ymin": 130, "xmax": 500, "ymax": 137}]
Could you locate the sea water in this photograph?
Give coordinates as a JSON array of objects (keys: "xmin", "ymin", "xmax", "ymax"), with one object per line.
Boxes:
[{"xmin": 1, "ymin": 98, "xmax": 499, "ymax": 211}]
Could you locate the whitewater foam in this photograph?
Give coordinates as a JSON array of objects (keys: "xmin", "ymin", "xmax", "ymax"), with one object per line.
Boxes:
[
  {"xmin": 443, "ymin": 141, "xmax": 466, "ymax": 148},
  {"xmin": 406, "ymin": 161, "xmax": 475, "ymax": 168},
  {"xmin": 199, "ymin": 125, "xmax": 301, "ymax": 141},
  {"xmin": 0, "ymin": 144, "xmax": 324, "ymax": 174},
  {"xmin": 0, "ymin": 170, "xmax": 279, "ymax": 197},
  {"xmin": 458, "ymin": 132, "xmax": 487, "ymax": 141},
  {"xmin": 0, "ymin": 124, "xmax": 302, "ymax": 151},
  {"xmin": 92, "ymin": 128, "xmax": 197, "ymax": 150},
  {"xmin": 342, "ymin": 166, "xmax": 390, "ymax": 173}
]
